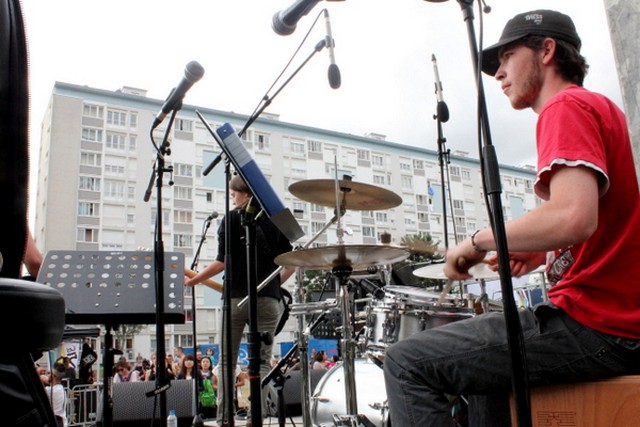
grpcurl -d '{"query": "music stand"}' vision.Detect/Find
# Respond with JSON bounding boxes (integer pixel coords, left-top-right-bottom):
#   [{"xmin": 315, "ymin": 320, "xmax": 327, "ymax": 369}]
[{"xmin": 38, "ymin": 250, "xmax": 185, "ymax": 427}]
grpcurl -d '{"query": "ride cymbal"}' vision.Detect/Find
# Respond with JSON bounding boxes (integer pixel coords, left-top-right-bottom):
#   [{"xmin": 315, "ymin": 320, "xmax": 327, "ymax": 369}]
[{"xmin": 289, "ymin": 179, "xmax": 402, "ymax": 210}]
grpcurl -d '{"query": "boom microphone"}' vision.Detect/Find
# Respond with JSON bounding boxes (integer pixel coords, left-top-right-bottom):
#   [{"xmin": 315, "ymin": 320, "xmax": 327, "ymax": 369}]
[
  {"xmin": 272, "ymin": 0, "xmax": 321, "ymax": 36},
  {"xmin": 206, "ymin": 211, "xmax": 219, "ymax": 221},
  {"xmin": 152, "ymin": 61, "xmax": 205, "ymax": 129},
  {"xmin": 323, "ymin": 9, "xmax": 341, "ymax": 89},
  {"xmin": 431, "ymin": 54, "xmax": 449, "ymax": 123}
]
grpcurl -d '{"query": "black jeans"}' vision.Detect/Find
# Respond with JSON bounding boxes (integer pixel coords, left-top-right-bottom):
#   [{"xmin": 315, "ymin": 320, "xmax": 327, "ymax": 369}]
[{"xmin": 383, "ymin": 303, "xmax": 640, "ymax": 426}]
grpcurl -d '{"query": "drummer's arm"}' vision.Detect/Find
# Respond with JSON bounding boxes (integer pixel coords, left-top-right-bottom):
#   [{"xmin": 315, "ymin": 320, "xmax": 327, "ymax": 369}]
[{"xmin": 280, "ymin": 266, "xmax": 295, "ymax": 284}]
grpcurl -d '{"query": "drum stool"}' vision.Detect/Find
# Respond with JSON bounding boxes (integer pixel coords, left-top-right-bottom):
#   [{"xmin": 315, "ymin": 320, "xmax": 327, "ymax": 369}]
[{"xmin": 510, "ymin": 376, "xmax": 640, "ymax": 427}]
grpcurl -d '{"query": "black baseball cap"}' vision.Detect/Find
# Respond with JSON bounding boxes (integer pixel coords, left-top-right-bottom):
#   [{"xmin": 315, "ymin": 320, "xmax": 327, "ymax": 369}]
[{"xmin": 482, "ymin": 10, "xmax": 581, "ymax": 76}]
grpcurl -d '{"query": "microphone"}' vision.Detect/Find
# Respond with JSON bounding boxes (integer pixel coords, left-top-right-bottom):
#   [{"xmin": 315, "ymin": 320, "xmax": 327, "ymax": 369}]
[
  {"xmin": 323, "ymin": 9, "xmax": 341, "ymax": 89},
  {"xmin": 206, "ymin": 211, "xmax": 219, "ymax": 221},
  {"xmin": 202, "ymin": 152, "xmax": 223, "ymax": 176},
  {"xmin": 152, "ymin": 60, "xmax": 205, "ymax": 129},
  {"xmin": 272, "ymin": 0, "xmax": 321, "ymax": 36},
  {"xmin": 431, "ymin": 54, "xmax": 449, "ymax": 123},
  {"xmin": 358, "ymin": 279, "xmax": 385, "ymax": 300}
]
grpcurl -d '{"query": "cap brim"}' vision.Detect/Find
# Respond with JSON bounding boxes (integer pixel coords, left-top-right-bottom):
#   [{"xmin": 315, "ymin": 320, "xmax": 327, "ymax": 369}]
[{"xmin": 481, "ymin": 34, "xmax": 526, "ymax": 76}]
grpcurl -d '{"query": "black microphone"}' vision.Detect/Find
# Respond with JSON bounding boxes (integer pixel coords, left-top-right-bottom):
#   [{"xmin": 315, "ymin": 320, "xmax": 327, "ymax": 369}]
[
  {"xmin": 359, "ymin": 279, "xmax": 385, "ymax": 300},
  {"xmin": 323, "ymin": 9, "xmax": 341, "ymax": 89},
  {"xmin": 206, "ymin": 211, "xmax": 219, "ymax": 221},
  {"xmin": 272, "ymin": 0, "xmax": 321, "ymax": 36},
  {"xmin": 152, "ymin": 60, "xmax": 205, "ymax": 129},
  {"xmin": 431, "ymin": 54, "xmax": 449, "ymax": 123},
  {"xmin": 202, "ymin": 152, "xmax": 223, "ymax": 176}
]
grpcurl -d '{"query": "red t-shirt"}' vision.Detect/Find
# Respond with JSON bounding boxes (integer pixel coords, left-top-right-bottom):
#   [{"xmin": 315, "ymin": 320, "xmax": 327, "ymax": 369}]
[{"xmin": 536, "ymin": 86, "xmax": 640, "ymax": 338}]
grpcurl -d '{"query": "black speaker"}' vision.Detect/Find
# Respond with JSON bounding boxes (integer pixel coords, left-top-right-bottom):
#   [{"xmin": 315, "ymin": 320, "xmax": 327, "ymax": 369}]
[{"xmin": 99, "ymin": 379, "xmax": 196, "ymax": 427}]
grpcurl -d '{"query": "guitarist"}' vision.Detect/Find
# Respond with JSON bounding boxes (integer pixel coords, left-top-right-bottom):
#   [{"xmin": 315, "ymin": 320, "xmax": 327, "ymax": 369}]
[{"xmin": 185, "ymin": 174, "xmax": 294, "ymax": 426}]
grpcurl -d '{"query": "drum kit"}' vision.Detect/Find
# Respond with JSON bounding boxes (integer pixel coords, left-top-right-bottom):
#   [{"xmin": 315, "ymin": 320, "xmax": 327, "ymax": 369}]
[{"xmin": 269, "ymin": 175, "xmax": 506, "ymax": 427}]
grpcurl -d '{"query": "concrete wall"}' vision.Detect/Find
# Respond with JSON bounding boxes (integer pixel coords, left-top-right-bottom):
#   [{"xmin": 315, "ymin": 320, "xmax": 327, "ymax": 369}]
[{"xmin": 604, "ymin": 0, "xmax": 640, "ymax": 184}]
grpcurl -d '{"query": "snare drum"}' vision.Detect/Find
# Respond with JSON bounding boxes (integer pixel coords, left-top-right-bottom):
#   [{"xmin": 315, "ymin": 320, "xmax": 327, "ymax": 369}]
[
  {"xmin": 366, "ymin": 286, "xmax": 474, "ymax": 350},
  {"xmin": 311, "ymin": 358, "xmax": 388, "ymax": 427}
]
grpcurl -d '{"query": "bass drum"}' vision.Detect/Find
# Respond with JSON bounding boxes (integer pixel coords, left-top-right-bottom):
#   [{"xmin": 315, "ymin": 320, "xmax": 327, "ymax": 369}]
[{"xmin": 311, "ymin": 359, "xmax": 388, "ymax": 427}]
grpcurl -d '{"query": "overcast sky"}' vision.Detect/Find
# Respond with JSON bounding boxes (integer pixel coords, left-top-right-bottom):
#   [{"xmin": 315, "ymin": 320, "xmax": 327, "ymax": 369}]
[{"xmin": 21, "ymin": 0, "xmax": 622, "ymax": 220}]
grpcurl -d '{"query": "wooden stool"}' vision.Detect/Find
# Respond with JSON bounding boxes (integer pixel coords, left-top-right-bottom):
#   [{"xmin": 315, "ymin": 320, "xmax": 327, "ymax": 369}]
[{"xmin": 511, "ymin": 376, "xmax": 640, "ymax": 427}]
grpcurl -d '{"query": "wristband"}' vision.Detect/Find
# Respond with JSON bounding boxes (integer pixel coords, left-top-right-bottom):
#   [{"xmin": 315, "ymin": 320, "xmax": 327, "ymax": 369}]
[{"xmin": 470, "ymin": 230, "xmax": 487, "ymax": 253}]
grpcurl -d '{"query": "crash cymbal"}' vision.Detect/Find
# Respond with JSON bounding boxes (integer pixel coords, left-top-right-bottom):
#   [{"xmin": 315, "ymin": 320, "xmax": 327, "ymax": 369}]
[
  {"xmin": 413, "ymin": 262, "xmax": 499, "ymax": 281},
  {"xmin": 274, "ymin": 244, "xmax": 409, "ymax": 270},
  {"xmin": 288, "ymin": 179, "xmax": 402, "ymax": 210}
]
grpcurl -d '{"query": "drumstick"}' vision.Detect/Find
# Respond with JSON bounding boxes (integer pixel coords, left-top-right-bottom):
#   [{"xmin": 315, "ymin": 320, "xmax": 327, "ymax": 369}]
[{"xmin": 184, "ymin": 268, "xmax": 224, "ymax": 293}]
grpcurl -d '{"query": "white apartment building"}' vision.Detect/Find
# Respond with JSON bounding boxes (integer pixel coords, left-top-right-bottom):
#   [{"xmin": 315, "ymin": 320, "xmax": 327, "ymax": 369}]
[{"xmin": 34, "ymin": 81, "xmax": 538, "ymax": 358}]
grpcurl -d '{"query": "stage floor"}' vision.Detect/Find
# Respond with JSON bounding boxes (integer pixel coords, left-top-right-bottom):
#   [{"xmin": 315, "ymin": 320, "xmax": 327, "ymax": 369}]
[{"xmin": 203, "ymin": 415, "xmax": 304, "ymax": 426}]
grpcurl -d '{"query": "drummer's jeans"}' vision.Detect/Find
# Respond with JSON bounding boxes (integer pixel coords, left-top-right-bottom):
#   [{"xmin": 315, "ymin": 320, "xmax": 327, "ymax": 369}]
[{"xmin": 383, "ymin": 302, "xmax": 640, "ymax": 427}]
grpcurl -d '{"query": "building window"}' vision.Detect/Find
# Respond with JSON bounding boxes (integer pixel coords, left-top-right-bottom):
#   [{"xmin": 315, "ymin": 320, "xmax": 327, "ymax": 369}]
[
  {"xmin": 104, "ymin": 164, "xmax": 125, "ymax": 176},
  {"xmin": 372, "ymin": 154, "xmax": 384, "ymax": 167},
  {"xmin": 357, "ymin": 149, "xmax": 370, "ymax": 161},
  {"xmin": 174, "ymin": 210, "xmax": 192, "ymax": 223},
  {"xmin": 174, "ymin": 186, "xmax": 192, "ymax": 200},
  {"xmin": 373, "ymin": 174, "xmax": 385, "ymax": 185},
  {"xmin": 401, "ymin": 175, "xmax": 413, "ymax": 189},
  {"xmin": 449, "ymin": 165, "xmax": 460, "ymax": 177},
  {"xmin": 375, "ymin": 212, "xmax": 388, "ymax": 222},
  {"xmin": 413, "ymin": 159, "xmax": 424, "ymax": 170},
  {"xmin": 80, "ymin": 152, "xmax": 102, "ymax": 167},
  {"xmin": 416, "ymin": 194, "xmax": 428, "ymax": 205},
  {"xmin": 79, "ymin": 176, "xmax": 100, "ymax": 191},
  {"xmin": 128, "ymin": 135, "xmax": 137, "ymax": 152},
  {"xmin": 174, "ymin": 163, "xmax": 193, "ymax": 177},
  {"xmin": 255, "ymin": 132, "xmax": 270, "ymax": 151},
  {"xmin": 362, "ymin": 226, "xmax": 376, "ymax": 237},
  {"xmin": 77, "ymin": 227, "xmax": 99, "ymax": 243},
  {"xmin": 400, "ymin": 162, "xmax": 411, "ymax": 171},
  {"xmin": 462, "ymin": 169, "xmax": 471, "ymax": 181},
  {"xmin": 104, "ymin": 180, "xmax": 125, "ymax": 200},
  {"xmin": 175, "ymin": 118, "xmax": 193, "ymax": 132},
  {"xmin": 418, "ymin": 212, "xmax": 429, "ymax": 222},
  {"xmin": 129, "ymin": 113, "xmax": 137, "ymax": 129},
  {"xmin": 310, "ymin": 203, "xmax": 324, "ymax": 213},
  {"xmin": 78, "ymin": 201, "xmax": 99, "ymax": 217},
  {"xmin": 308, "ymin": 140, "xmax": 322, "ymax": 153},
  {"xmin": 290, "ymin": 141, "xmax": 306, "ymax": 156},
  {"xmin": 361, "ymin": 210, "xmax": 374, "ymax": 219},
  {"xmin": 453, "ymin": 199, "xmax": 464, "ymax": 210},
  {"xmin": 174, "ymin": 234, "xmax": 193, "ymax": 247},
  {"xmin": 83, "ymin": 104, "xmax": 104, "ymax": 119},
  {"xmin": 107, "ymin": 109, "xmax": 127, "ymax": 127},
  {"xmin": 106, "ymin": 132, "xmax": 126, "ymax": 151},
  {"xmin": 311, "ymin": 222, "xmax": 325, "ymax": 234},
  {"xmin": 81, "ymin": 127, "xmax": 103, "ymax": 143}
]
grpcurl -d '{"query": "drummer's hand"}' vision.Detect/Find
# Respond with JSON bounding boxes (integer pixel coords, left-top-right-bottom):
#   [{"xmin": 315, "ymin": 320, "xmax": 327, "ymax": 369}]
[
  {"xmin": 443, "ymin": 239, "xmax": 486, "ymax": 281},
  {"xmin": 486, "ymin": 252, "xmax": 546, "ymax": 277}
]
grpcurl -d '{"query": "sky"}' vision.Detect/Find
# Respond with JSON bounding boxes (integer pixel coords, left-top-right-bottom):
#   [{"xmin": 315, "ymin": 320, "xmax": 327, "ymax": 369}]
[{"xmin": 21, "ymin": 0, "xmax": 622, "ymax": 220}]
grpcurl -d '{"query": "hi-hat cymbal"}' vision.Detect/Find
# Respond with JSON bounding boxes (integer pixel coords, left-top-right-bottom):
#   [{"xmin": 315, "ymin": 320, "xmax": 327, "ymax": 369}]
[
  {"xmin": 274, "ymin": 244, "xmax": 409, "ymax": 270},
  {"xmin": 413, "ymin": 262, "xmax": 499, "ymax": 281},
  {"xmin": 288, "ymin": 179, "xmax": 402, "ymax": 210}
]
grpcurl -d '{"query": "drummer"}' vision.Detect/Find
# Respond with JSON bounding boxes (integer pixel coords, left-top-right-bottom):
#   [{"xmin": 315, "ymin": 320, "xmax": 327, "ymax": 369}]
[
  {"xmin": 383, "ymin": 9, "xmax": 640, "ymax": 426},
  {"xmin": 185, "ymin": 174, "xmax": 295, "ymax": 426}
]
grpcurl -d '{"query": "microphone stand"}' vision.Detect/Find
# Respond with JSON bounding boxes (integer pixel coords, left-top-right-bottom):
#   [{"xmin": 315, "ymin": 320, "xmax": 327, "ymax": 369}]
[
  {"xmin": 220, "ymin": 158, "xmax": 236, "ymax": 427},
  {"xmin": 242, "ymin": 201, "xmax": 265, "ymax": 427},
  {"xmin": 201, "ymin": 37, "xmax": 329, "ymax": 180},
  {"xmin": 146, "ymin": 107, "xmax": 180, "ymax": 427},
  {"xmin": 455, "ymin": 1, "xmax": 531, "ymax": 426},
  {"xmin": 188, "ymin": 217, "xmax": 214, "ymax": 427},
  {"xmin": 434, "ymin": 94, "xmax": 451, "ymax": 252}
]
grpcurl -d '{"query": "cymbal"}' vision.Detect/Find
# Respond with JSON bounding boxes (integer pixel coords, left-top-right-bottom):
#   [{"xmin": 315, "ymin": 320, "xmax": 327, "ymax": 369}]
[
  {"xmin": 288, "ymin": 179, "xmax": 402, "ymax": 210},
  {"xmin": 274, "ymin": 244, "xmax": 409, "ymax": 270},
  {"xmin": 413, "ymin": 262, "xmax": 499, "ymax": 281}
]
